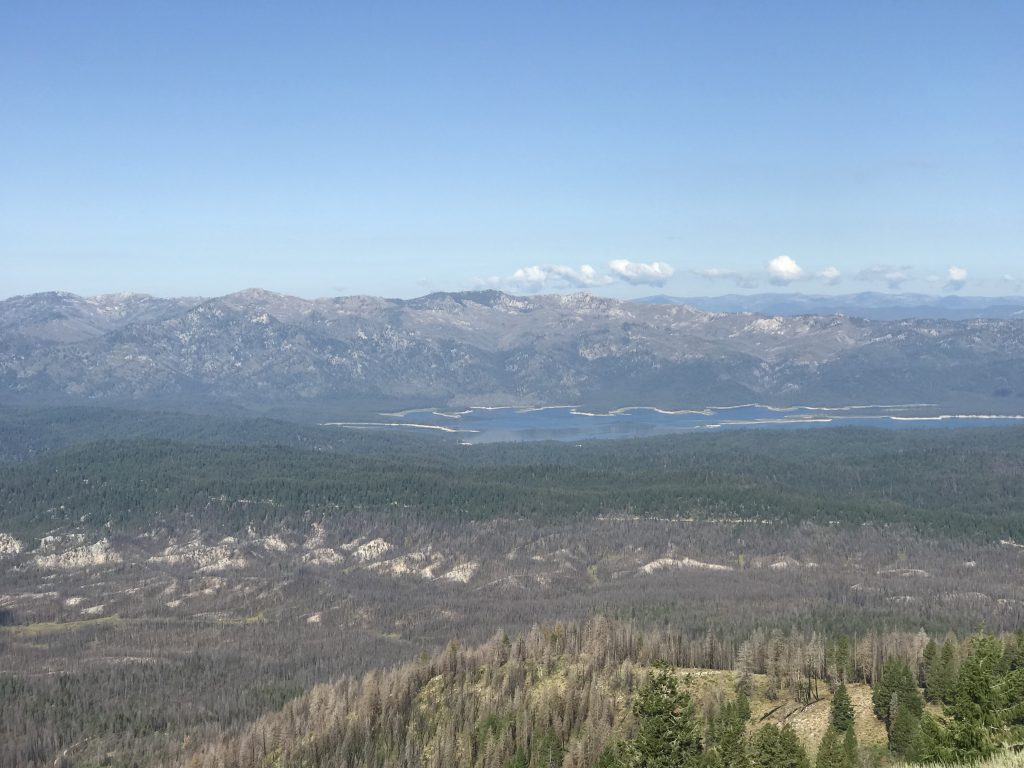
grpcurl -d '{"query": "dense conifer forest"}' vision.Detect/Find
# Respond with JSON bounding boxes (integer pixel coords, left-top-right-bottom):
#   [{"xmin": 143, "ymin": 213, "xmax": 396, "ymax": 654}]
[{"xmin": 3, "ymin": 419, "xmax": 1024, "ymax": 538}]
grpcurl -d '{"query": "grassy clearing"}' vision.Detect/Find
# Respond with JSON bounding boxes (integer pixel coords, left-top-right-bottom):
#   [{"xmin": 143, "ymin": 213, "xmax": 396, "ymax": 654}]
[{"xmin": 667, "ymin": 668, "xmax": 889, "ymax": 756}]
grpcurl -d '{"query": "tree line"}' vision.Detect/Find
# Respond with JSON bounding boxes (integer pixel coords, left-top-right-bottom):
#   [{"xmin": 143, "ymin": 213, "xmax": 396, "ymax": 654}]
[{"xmin": 3, "ymin": 425, "xmax": 1024, "ymax": 537}]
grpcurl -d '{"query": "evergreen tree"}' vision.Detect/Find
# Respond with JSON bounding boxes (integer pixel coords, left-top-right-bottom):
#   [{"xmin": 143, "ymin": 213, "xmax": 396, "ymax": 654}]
[
  {"xmin": 623, "ymin": 663, "xmax": 703, "ymax": 768},
  {"xmin": 831, "ymin": 637, "xmax": 851, "ymax": 684},
  {"xmin": 750, "ymin": 724, "xmax": 782, "ymax": 768},
  {"xmin": 1004, "ymin": 632, "xmax": 1024, "ymax": 672},
  {"xmin": 946, "ymin": 639, "xmax": 1001, "ymax": 760},
  {"xmin": 751, "ymin": 724, "xmax": 808, "ymax": 768},
  {"xmin": 597, "ymin": 743, "xmax": 624, "ymax": 768},
  {"xmin": 871, "ymin": 659, "xmax": 922, "ymax": 728},
  {"xmin": 913, "ymin": 713, "xmax": 953, "ymax": 764},
  {"xmin": 829, "ymin": 685, "xmax": 853, "ymax": 733},
  {"xmin": 535, "ymin": 727, "xmax": 564, "ymax": 768},
  {"xmin": 505, "ymin": 748, "xmax": 530, "ymax": 768},
  {"xmin": 778, "ymin": 725, "xmax": 810, "ymax": 768},
  {"xmin": 815, "ymin": 728, "xmax": 845, "ymax": 768},
  {"xmin": 735, "ymin": 691, "xmax": 751, "ymax": 725},
  {"xmin": 888, "ymin": 704, "xmax": 920, "ymax": 756},
  {"xmin": 922, "ymin": 639, "xmax": 938, "ymax": 700},
  {"xmin": 841, "ymin": 726, "xmax": 857, "ymax": 768},
  {"xmin": 934, "ymin": 639, "xmax": 958, "ymax": 704},
  {"xmin": 736, "ymin": 670, "xmax": 754, "ymax": 699},
  {"xmin": 949, "ymin": 638, "xmax": 1000, "ymax": 727},
  {"xmin": 715, "ymin": 705, "xmax": 749, "ymax": 768}
]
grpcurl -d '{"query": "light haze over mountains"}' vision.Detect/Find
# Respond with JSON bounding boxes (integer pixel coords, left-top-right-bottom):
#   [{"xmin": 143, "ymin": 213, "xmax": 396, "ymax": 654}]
[
  {"xmin": 2, "ymin": 288, "xmax": 1022, "ymax": 416},
  {"xmin": 639, "ymin": 292, "xmax": 1024, "ymax": 320}
]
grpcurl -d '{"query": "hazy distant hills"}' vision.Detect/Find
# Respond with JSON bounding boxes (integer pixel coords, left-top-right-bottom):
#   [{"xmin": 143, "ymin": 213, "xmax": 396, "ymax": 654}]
[
  {"xmin": 638, "ymin": 292, "xmax": 1024, "ymax": 320},
  {"xmin": 2, "ymin": 288, "xmax": 1023, "ymax": 415}
]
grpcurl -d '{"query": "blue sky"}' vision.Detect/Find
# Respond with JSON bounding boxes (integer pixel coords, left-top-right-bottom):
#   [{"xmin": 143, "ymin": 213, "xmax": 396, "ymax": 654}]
[{"xmin": 2, "ymin": 1, "xmax": 1021, "ymax": 299}]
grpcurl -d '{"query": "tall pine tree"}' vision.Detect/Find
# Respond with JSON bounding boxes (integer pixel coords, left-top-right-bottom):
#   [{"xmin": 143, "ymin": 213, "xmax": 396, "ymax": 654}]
[
  {"xmin": 830, "ymin": 685, "xmax": 854, "ymax": 732},
  {"xmin": 778, "ymin": 725, "xmax": 810, "ymax": 768},
  {"xmin": 872, "ymin": 659, "xmax": 922, "ymax": 729},
  {"xmin": 623, "ymin": 663, "xmax": 703, "ymax": 768},
  {"xmin": 842, "ymin": 726, "xmax": 857, "ymax": 768},
  {"xmin": 815, "ymin": 727, "xmax": 845, "ymax": 768}
]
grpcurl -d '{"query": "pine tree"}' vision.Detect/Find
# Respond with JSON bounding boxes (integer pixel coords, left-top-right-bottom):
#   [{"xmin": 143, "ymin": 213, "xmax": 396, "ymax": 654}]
[
  {"xmin": 888, "ymin": 704, "xmax": 919, "ymax": 756},
  {"xmin": 750, "ymin": 724, "xmax": 782, "ymax": 768},
  {"xmin": 829, "ymin": 685, "xmax": 853, "ymax": 733},
  {"xmin": 715, "ymin": 705, "xmax": 749, "ymax": 768},
  {"xmin": 735, "ymin": 691, "xmax": 751, "ymax": 725},
  {"xmin": 505, "ymin": 748, "xmax": 529, "ymax": 768},
  {"xmin": 815, "ymin": 728, "xmax": 845, "ymax": 768},
  {"xmin": 752, "ymin": 724, "xmax": 809, "ymax": 768},
  {"xmin": 841, "ymin": 726, "xmax": 857, "ymax": 768},
  {"xmin": 535, "ymin": 727, "xmax": 564, "ymax": 768},
  {"xmin": 913, "ymin": 713, "xmax": 953, "ymax": 764},
  {"xmin": 623, "ymin": 663, "xmax": 703, "ymax": 768},
  {"xmin": 922, "ymin": 639, "xmax": 938, "ymax": 700},
  {"xmin": 778, "ymin": 725, "xmax": 810, "ymax": 768},
  {"xmin": 831, "ymin": 636, "xmax": 852, "ymax": 685},
  {"xmin": 948, "ymin": 638, "xmax": 999, "ymax": 728},
  {"xmin": 934, "ymin": 639, "xmax": 958, "ymax": 704},
  {"xmin": 945, "ymin": 638, "xmax": 1002, "ymax": 761},
  {"xmin": 597, "ymin": 744, "xmax": 624, "ymax": 768},
  {"xmin": 871, "ymin": 659, "xmax": 922, "ymax": 728},
  {"xmin": 736, "ymin": 669, "xmax": 754, "ymax": 699},
  {"xmin": 1004, "ymin": 632, "xmax": 1024, "ymax": 672}
]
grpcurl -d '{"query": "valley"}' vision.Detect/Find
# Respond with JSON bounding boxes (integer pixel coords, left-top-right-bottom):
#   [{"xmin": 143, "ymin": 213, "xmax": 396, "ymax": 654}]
[{"xmin": 3, "ymin": 420, "xmax": 1024, "ymax": 765}]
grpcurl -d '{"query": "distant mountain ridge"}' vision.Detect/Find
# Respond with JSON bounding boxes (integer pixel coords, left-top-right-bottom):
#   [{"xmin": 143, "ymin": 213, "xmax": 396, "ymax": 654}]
[
  {"xmin": 637, "ymin": 292, "xmax": 1024, "ymax": 320},
  {"xmin": 2, "ymin": 288, "xmax": 1023, "ymax": 415}
]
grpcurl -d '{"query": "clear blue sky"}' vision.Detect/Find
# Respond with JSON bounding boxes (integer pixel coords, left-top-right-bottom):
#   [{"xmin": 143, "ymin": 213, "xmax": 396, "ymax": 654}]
[{"xmin": 2, "ymin": 1, "xmax": 1021, "ymax": 299}]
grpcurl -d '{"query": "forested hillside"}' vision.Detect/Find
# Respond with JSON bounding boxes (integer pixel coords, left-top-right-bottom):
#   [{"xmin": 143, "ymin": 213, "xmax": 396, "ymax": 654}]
[
  {"xmin": 4, "ymin": 424, "xmax": 1024, "ymax": 538},
  {"xmin": 175, "ymin": 618, "xmax": 1024, "ymax": 768},
  {"xmin": 4, "ymin": 416, "xmax": 1024, "ymax": 767}
]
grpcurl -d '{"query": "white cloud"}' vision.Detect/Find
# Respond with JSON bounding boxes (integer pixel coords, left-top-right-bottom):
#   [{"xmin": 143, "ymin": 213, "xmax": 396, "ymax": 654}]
[
  {"xmin": 694, "ymin": 267, "xmax": 738, "ymax": 280},
  {"xmin": 691, "ymin": 268, "xmax": 758, "ymax": 289},
  {"xmin": 945, "ymin": 265, "xmax": 968, "ymax": 291},
  {"xmin": 817, "ymin": 266, "xmax": 841, "ymax": 285},
  {"xmin": 508, "ymin": 264, "xmax": 612, "ymax": 291},
  {"xmin": 766, "ymin": 255, "xmax": 803, "ymax": 285},
  {"xmin": 607, "ymin": 260, "xmax": 675, "ymax": 286},
  {"xmin": 855, "ymin": 266, "xmax": 912, "ymax": 290}
]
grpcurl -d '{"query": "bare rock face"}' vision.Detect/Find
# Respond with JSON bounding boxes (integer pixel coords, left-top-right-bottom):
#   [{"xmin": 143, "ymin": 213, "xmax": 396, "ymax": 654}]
[
  {"xmin": 2, "ymin": 289, "xmax": 1023, "ymax": 411},
  {"xmin": 0, "ymin": 533, "xmax": 24, "ymax": 556},
  {"xmin": 34, "ymin": 538, "xmax": 122, "ymax": 570}
]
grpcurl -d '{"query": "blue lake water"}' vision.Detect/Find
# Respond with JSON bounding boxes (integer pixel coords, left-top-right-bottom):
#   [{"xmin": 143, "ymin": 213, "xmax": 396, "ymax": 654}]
[{"xmin": 323, "ymin": 404, "xmax": 1024, "ymax": 443}]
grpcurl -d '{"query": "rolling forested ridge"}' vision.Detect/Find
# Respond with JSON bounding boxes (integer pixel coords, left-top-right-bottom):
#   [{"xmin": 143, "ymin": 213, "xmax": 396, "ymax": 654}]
[
  {"xmin": 1, "ymin": 406, "xmax": 1024, "ymax": 766},
  {"xmin": 179, "ymin": 618, "xmax": 1024, "ymax": 768}
]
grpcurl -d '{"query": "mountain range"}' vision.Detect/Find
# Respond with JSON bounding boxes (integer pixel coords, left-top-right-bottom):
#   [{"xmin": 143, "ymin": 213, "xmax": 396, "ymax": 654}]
[
  {"xmin": 639, "ymin": 292, "xmax": 1024, "ymax": 320},
  {"xmin": 2, "ymin": 288, "xmax": 1023, "ymax": 415}
]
